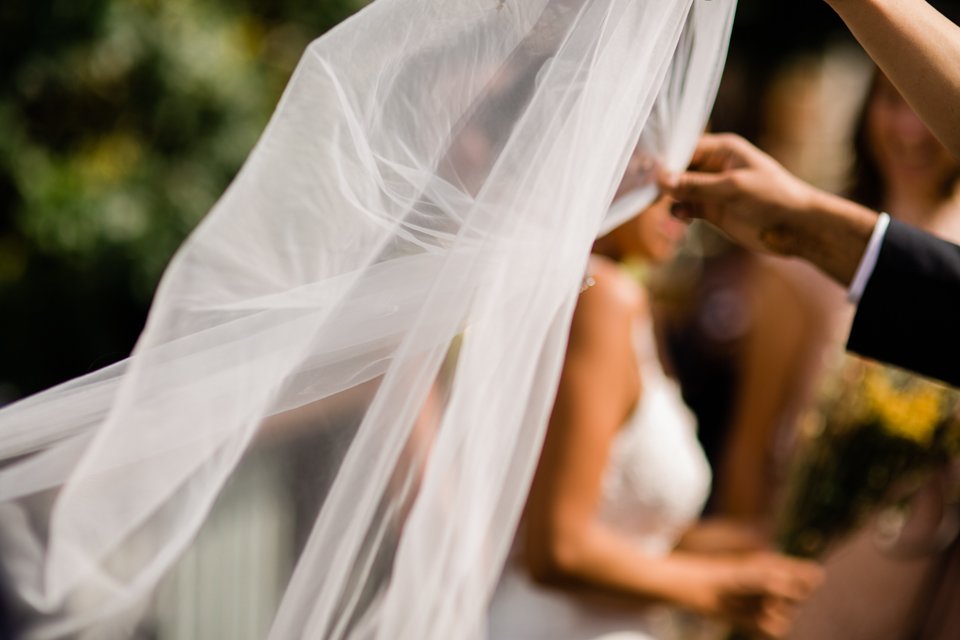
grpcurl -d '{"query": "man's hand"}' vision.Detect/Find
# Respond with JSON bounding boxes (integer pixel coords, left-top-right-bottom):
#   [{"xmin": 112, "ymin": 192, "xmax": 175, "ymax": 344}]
[
  {"xmin": 659, "ymin": 134, "xmax": 819, "ymax": 256},
  {"xmin": 659, "ymin": 134, "xmax": 878, "ymax": 287}
]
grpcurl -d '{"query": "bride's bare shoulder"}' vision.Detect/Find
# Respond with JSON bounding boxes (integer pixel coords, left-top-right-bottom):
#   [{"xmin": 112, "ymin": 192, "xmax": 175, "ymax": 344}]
[
  {"xmin": 568, "ymin": 256, "xmax": 645, "ymax": 350},
  {"xmin": 582, "ymin": 255, "xmax": 646, "ymax": 316}
]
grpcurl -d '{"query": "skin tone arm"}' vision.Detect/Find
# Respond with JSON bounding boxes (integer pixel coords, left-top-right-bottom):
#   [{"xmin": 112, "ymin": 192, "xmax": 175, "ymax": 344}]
[
  {"xmin": 522, "ymin": 263, "xmax": 822, "ymax": 638},
  {"xmin": 825, "ymin": 0, "xmax": 960, "ymax": 156},
  {"xmin": 660, "ymin": 134, "xmax": 878, "ymax": 287},
  {"xmin": 715, "ymin": 263, "xmax": 814, "ymax": 522}
]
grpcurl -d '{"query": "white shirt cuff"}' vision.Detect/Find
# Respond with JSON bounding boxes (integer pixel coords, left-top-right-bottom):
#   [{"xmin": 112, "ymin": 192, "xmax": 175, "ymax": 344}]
[{"xmin": 848, "ymin": 212, "xmax": 891, "ymax": 304}]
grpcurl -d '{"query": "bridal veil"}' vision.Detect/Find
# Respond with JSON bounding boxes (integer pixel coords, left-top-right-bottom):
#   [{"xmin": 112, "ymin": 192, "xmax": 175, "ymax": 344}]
[{"xmin": 0, "ymin": 0, "xmax": 736, "ymax": 637}]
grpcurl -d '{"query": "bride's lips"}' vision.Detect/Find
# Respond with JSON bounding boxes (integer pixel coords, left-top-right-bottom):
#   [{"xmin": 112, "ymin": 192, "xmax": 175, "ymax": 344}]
[{"xmin": 658, "ymin": 213, "xmax": 688, "ymax": 242}]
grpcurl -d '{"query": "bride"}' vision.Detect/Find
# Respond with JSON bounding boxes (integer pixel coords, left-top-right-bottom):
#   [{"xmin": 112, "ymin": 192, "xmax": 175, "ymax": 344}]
[
  {"xmin": 0, "ymin": 1, "xmax": 748, "ymax": 638},
  {"xmin": 488, "ymin": 161, "xmax": 822, "ymax": 640}
]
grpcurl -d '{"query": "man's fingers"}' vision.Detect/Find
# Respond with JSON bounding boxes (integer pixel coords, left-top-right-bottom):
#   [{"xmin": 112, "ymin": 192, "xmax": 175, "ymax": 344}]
[
  {"xmin": 660, "ymin": 170, "xmax": 736, "ymax": 204},
  {"xmin": 656, "ymin": 133, "xmax": 761, "ymax": 207},
  {"xmin": 689, "ymin": 133, "xmax": 755, "ymax": 172}
]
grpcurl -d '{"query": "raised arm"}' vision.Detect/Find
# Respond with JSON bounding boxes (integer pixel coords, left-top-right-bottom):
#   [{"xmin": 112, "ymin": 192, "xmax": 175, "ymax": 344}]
[{"xmin": 826, "ymin": 0, "xmax": 960, "ymax": 156}]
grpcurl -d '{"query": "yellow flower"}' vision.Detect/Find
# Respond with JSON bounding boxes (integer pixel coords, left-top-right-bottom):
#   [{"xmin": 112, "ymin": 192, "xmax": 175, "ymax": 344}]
[{"xmin": 863, "ymin": 368, "xmax": 943, "ymax": 445}]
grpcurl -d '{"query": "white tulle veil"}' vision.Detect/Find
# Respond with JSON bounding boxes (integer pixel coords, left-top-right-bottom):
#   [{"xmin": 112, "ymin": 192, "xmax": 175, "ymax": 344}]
[{"xmin": 0, "ymin": 0, "xmax": 737, "ymax": 637}]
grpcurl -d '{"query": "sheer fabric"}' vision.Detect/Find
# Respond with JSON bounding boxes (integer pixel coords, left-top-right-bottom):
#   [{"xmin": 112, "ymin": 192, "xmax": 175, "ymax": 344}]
[{"xmin": 0, "ymin": 0, "xmax": 737, "ymax": 638}]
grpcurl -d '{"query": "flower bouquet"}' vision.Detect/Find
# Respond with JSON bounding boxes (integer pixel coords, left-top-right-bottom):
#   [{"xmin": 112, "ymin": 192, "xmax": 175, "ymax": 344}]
[
  {"xmin": 777, "ymin": 356, "xmax": 960, "ymax": 559},
  {"xmin": 726, "ymin": 356, "xmax": 960, "ymax": 640}
]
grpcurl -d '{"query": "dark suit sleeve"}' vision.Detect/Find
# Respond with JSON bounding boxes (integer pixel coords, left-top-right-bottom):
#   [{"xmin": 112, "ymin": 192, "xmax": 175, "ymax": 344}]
[{"xmin": 847, "ymin": 219, "xmax": 960, "ymax": 387}]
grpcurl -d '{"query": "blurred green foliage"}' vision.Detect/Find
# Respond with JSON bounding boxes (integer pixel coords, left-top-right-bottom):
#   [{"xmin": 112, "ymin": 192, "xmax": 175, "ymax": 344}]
[{"xmin": 0, "ymin": 0, "xmax": 366, "ymax": 397}]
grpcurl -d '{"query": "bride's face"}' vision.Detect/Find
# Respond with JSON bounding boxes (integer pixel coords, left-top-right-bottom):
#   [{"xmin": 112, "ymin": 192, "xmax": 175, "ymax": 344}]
[
  {"xmin": 602, "ymin": 148, "xmax": 686, "ymax": 264},
  {"xmin": 607, "ymin": 194, "xmax": 686, "ymax": 264}
]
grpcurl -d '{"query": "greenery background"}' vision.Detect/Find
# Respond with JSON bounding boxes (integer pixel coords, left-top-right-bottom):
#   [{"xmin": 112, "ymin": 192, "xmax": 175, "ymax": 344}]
[
  {"xmin": 0, "ymin": 0, "xmax": 953, "ymax": 401},
  {"xmin": 0, "ymin": 0, "xmax": 368, "ymax": 399}
]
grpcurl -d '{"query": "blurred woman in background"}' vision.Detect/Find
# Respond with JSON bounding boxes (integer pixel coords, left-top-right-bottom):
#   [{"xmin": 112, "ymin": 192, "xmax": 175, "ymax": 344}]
[{"xmin": 785, "ymin": 68, "xmax": 960, "ymax": 640}]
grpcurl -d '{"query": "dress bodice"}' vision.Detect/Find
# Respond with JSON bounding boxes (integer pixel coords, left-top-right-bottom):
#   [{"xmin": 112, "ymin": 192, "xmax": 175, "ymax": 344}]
[
  {"xmin": 597, "ymin": 315, "xmax": 712, "ymax": 557},
  {"xmin": 488, "ymin": 310, "xmax": 712, "ymax": 640}
]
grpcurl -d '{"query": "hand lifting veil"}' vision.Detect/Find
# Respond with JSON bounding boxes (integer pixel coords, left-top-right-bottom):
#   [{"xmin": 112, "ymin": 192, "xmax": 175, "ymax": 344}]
[{"xmin": 0, "ymin": 0, "xmax": 737, "ymax": 637}]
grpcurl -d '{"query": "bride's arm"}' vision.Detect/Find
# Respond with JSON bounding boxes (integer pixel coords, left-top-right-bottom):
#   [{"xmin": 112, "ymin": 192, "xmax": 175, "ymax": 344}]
[
  {"xmin": 522, "ymin": 274, "xmax": 821, "ymax": 638},
  {"xmin": 675, "ymin": 518, "xmax": 768, "ymax": 555},
  {"xmin": 522, "ymin": 267, "xmax": 640, "ymax": 586},
  {"xmin": 826, "ymin": 0, "xmax": 960, "ymax": 156}
]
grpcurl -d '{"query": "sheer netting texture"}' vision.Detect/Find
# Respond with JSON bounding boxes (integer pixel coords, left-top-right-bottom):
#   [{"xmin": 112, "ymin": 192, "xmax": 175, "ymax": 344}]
[{"xmin": 0, "ymin": 0, "xmax": 736, "ymax": 638}]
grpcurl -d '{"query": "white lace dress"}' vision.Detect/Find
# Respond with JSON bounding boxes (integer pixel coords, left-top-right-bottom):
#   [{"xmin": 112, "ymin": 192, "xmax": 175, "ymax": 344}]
[{"xmin": 487, "ymin": 317, "xmax": 712, "ymax": 640}]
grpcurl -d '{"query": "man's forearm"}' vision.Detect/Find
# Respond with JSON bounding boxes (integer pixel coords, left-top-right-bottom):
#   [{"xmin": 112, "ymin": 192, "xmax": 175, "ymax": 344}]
[
  {"xmin": 792, "ymin": 189, "xmax": 876, "ymax": 287},
  {"xmin": 825, "ymin": 0, "xmax": 960, "ymax": 157}
]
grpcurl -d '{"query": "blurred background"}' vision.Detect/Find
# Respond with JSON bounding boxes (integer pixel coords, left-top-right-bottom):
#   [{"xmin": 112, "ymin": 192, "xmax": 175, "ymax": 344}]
[
  {"xmin": 3, "ymin": 1, "xmax": 960, "ymax": 639},
  {"xmin": 0, "ymin": 0, "xmax": 368, "ymax": 401}
]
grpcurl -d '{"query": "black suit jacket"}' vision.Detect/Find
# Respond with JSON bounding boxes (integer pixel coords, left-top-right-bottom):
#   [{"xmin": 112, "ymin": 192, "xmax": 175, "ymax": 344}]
[{"xmin": 847, "ymin": 218, "xmax": 960, "ymax": 387}]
